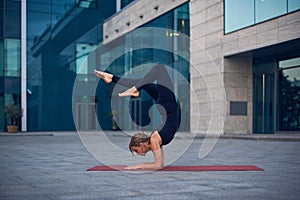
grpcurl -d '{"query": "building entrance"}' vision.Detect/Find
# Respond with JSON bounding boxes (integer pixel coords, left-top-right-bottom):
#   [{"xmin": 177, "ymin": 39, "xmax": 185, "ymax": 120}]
[
  {"xmin": 253, "ymin": 56, "xmax": 300, "ymax": 133},
  {"xmin": 253, "ymin": 60, "xmax": 275, "ymax": 133},
  {"xmin": 253, "ymin": 73, "xmax": 275, "ymax": 133}
]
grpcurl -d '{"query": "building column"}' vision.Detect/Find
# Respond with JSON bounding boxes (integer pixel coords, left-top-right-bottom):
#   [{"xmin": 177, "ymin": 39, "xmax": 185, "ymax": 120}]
[
  {"xmin": 116, "ymin": 0, "xmax": 121, "ymax": 12},
  {"xmin": 21, "ymin": 0, "xmax": 27, "ymax": 132}
]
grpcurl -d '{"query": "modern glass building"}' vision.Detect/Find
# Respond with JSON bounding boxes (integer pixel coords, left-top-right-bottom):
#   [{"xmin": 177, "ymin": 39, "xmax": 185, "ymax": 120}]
[
  {"xmin": 1, "ymin": 0, "xmax": 300, "ymax": 134},
  {"xmin": 0, "ymin": 0, "xmax": 190, "ymax": 132}
]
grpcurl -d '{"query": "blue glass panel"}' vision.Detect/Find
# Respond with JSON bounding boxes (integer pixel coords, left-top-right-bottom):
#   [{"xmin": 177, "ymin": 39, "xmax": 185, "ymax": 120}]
[
  {"xmin": 4, "ymin": 0, "xmax": 21, "ymax": 38},
  {"xmin": 253, "ymin": 59, "xmax": 276, "ymax": 133},
  {"xmin": 76, "ymin": 43, "xmax": 97, "ymax": 75},
  {"xmin": 51, "ymin": 0, "xmax": 74, "ymax": 25},
  {"xmin": 5, "ymin": 39, "xmax": 20, "ymax": 77},
  {"xmin": 288, "ymin": 0, "xmax": 300, "ymax": 12},
  {"xmin": 27, "ymin": 0, "xmax": 116, "ymax": 131},
  {"xmin": 224, "ymin": 0, "xmax": 255, "ymax": 33},
  {"xmin": 255, "ymin": 0, "xmax": 287, "ymax": 23},
  {"xmin": 253, "ymin": 74, "xmax": 263, "ymax": 132},
  {"xmin": 121, "ymin": 0, "xmax": 135, "ymax": 8},
  {"xmin": 0, "ymin": 40, "xmax": 4, "ymax": 76},
  {"xmin": 27, "ymin": 0, "xmax": 51, "ymax": 13},
  {"xmin": 27, "ymin": 1, "xmax": 51, "ymax": 41},
  {"xmin": 264, "ymin": 74, "xmax": 275, "ymax": 133},
  {"xmin": 27, "ymin": 0, "xmax": 74, "ymax": 40},
  {"xmin": 0, "ymin": 95, "xmax": 4, "ymax": 131},
  {"xmin": 0, "ymin": 6, "xmax": 3, "ymax": 38}
]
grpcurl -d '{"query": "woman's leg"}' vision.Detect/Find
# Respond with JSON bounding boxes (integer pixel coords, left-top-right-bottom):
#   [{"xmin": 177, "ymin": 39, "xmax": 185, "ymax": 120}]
[
  {"xmin": 94, "ymin": 69, "xmax": 159, "ymax": 100},
  {"xmin": 136, "ymin": 64, "xmax": 173, "ymax": 91},
  {"xmin": 111, "ymin": 76, "xmax": 139, "ymax": 87},
  {"xmin": 94, "ymin": 69, "xmax": 140, "ymax": 87},
  {"xmin": 119, "ymin": 64, "xmax": 174, "ymax": 101},
  {"xmin": 114, "ymin": 76, "xmax": 159, "ymax": 100},
  {"xmin": 94, "ymin": 70, "xmax": 113, "ymax": 83},
  {"xmin": 95, "ymin": 64, "xmax": 173, "ymax": 95}
]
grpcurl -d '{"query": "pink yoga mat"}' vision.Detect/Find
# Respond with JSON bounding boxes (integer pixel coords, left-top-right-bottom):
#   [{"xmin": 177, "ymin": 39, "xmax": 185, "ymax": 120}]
[{"xmin": 87, "ymin": 165, "xmax": 264, "ymax": 171}]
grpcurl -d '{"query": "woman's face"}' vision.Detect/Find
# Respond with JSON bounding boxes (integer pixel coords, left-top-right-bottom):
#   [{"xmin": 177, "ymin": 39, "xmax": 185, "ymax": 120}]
[{"xmin": 131, "ymin": 144, "xmax": 147, "ymax": 156}]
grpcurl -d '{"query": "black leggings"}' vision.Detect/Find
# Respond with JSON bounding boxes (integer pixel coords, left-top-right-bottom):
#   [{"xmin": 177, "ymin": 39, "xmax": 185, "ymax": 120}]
[{"xmin": 112, "ymin": 64, "xmax": 179, "ymax": 145}]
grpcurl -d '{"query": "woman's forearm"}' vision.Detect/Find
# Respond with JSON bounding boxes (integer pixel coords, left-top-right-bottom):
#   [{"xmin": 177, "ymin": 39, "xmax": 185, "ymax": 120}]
[
  {"xmin": 132, "ymin": 162, "xmax": 164, "ymax": 170},
  {"xmin": 126, "ymin": 155, "xmax": 164, "ymax": 170}
]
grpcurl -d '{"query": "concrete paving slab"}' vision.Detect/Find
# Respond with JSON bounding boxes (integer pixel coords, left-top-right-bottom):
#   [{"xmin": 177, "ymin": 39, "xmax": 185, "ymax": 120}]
[{"xmin": 0, "ymin": 132, "xmax": 299, "ymax": 199}]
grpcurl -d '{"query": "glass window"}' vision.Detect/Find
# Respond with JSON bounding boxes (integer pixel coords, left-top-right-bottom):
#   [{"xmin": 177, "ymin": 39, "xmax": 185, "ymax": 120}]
[
  {"xmin": 278, "ymin": 66, "xmax": 300, "ymax": 131},
  {"xmin": 26, "ymin": 0, "xmax": 115, "ymax": 131},
  {"xmin": 279, "ymin": 57, "xmax": 300, "ymax": 69},
  {"xmin": 0, "ymin": 40, "xmax": 4, "ymax": 76},
  {"xmin": 76, "ymin": 43, "xmax": 96, "ymax": 75},
  {"xmin": 0, "ymin": 95, "xmax": 4, "ymax": 131},
  {"xmin": 27, "ymin": 1, "xmax": 51, "ymax": 43},
  {"xmin": 224, "ymin": 0, "xmax": 255, "ymax": 33},
  {"xmin": 76, "ymin": 0, "xmax": 97, "ymax": 9},
  {"xmin": 255, "ymin": 0, "xmax": 287, "ymax": 23},
  {"xmin": 50, "ymin": 1, "xmax": 70, "ymax": 26},
  {"xmin": 288, "ymin": 0, "xmax": 300, "ymax": 12},
  {"xmin": 121, "ymin": 0, "xmax": 135, "ymax": 9},
  {"xmin": 4, "ymin": 0, "xmax": 21, "ymax": 38},
  {"xmin": 224, "ymin": 0, "xmax": 300, "ymax": 33},
  {"xmin": 27, "ymin": 0, "xmax": 75, "ymax": 42},
  {"xmin": 281, "ymin": 67, "xmax": 300, "ymax": 83},
  {"xmin": 0, "ymin": 2, "xmax": 3, "ymax": 38},
  {"xmin": 5, "ymin": 39, "xmax": 20, "ymax": 77}
]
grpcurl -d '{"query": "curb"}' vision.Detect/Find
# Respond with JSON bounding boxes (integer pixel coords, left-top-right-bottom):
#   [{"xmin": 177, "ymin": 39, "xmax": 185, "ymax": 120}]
[
  {"xmin": 0, "ymin": 133, "xmax": 54, "ymax": 137},
  {"xmin": 1, "ymin": 131, "xmax": 300, "ymax": 142}
]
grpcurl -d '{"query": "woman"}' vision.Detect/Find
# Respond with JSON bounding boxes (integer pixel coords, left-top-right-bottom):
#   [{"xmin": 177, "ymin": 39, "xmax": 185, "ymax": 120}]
[{"xmin": 94, "ymin": 64, "xmax": 179, "ymax": 170}]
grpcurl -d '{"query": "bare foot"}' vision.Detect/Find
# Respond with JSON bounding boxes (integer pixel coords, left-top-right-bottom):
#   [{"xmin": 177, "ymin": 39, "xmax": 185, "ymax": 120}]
[
  {"xmin": 94, "ymin": 69, "xmax": 113, "ymax": 83},
  {"xmin": 118, "ymin": 86, "xmax": 140, "ymax": 97}
]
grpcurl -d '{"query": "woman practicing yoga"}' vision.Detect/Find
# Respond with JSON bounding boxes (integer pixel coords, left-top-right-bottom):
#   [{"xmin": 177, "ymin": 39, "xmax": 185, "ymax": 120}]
[{"xmin": 94, "ymin": 64, "xmax": 179, "ymax": 170}]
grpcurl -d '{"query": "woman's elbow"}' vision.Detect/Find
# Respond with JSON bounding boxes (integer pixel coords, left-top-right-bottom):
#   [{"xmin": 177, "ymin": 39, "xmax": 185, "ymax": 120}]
[
  {"xmin": 155, "ymin": 163, "xmax": 164, "ymax": 170},
  {"xmin": 154, "ymin": 166, "xmax": 162, "ymax": 170}
]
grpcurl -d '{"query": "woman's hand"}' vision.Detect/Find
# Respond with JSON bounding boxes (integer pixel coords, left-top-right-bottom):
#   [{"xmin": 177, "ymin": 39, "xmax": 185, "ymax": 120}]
[{"xmin": 124, "ymin": 165, "xmax": 141, "ymax": 170}]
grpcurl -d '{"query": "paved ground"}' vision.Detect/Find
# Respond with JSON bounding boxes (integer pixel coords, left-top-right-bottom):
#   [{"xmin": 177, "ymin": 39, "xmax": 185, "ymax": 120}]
[{"xmin": 0, "ymin": 131, "xmax": 300, "ymax": 200}]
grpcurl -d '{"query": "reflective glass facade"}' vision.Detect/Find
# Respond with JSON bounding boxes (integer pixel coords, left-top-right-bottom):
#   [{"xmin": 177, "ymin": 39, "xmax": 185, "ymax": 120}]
[
  {"xmin": 26, "ymin": 0, "xmax": 189, "ymax": 131},
  {"xmin": 224, "ymin": 0, "xmax": 300, "ymax": 33},
  {"xmin": 0, "ymin": 0, "xmax": 21, "ymax": 131},
  {"xmin": 121, "ymin": 0, "xmax": 135, "ymax": 9},
  {"xmin": 27, "ymin": 0, "xmax": 116, "ymax": 131}
]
